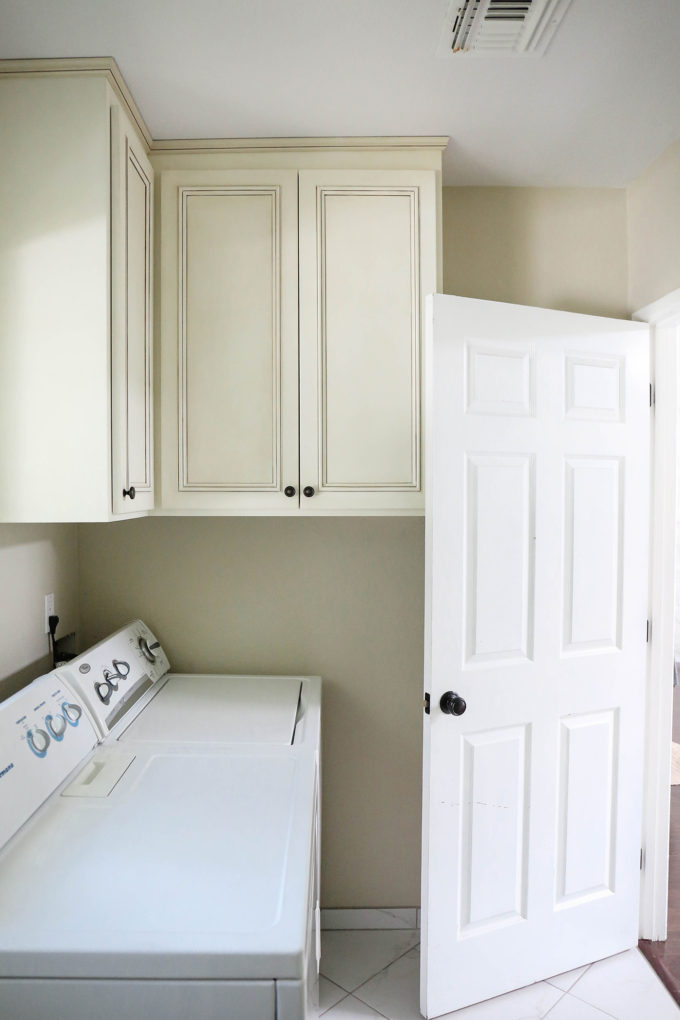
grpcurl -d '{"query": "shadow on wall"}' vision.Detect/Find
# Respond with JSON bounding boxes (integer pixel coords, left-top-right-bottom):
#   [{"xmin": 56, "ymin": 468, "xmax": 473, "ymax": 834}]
[
  {"xmin": 0, "ymin": 523, "xmax": 79, "ymax": 702},
  {"xmin": 0, "ymin": 655, "xmax": 53, "ymax": 702}
]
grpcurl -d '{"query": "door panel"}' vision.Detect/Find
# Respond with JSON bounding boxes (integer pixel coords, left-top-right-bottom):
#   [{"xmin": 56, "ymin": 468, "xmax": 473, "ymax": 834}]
[
  {"xmin": 111, "ymin": 106, "xmax": 154, "ymax": 514},
  {"xmin": 160, "ymin": 170, "xmax": 298, "ymax": 511},
  {"xmin": 299, "ymin": 170, "xmax": 436, "ymax": 513},
  {"xmin": 421, "ymin": 294, "xmax": 649, "ymax": 1018},
  {"xmin": 556, "ymin": 710, "xmax": 617, "ymax": 905}
]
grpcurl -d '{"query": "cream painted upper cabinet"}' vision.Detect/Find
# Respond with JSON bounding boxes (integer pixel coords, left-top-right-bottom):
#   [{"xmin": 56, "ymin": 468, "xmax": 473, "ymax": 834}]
[
  {"xmin": 0, "ymin": 72, "xmax": 153, "ymax": 521},
  {"xmin": 299, "ymin": 170, "xmax": 436, "ymax": 513},
  {"xmin": 159, "ymin": 167, "xmax": 437, "ymax": 514},
  {"xmin": 159, "ymin": 171, "xmax": 299, "ymax": 512},
  {"xmin": 111, "ymin": 107, "xmax": 154, "ymax": 515}
]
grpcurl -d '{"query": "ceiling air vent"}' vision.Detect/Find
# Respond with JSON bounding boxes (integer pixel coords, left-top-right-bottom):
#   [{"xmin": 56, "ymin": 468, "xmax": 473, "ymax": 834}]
[{"xmin": 436, "ymin": 0, "xmax": 573, "ymax": 56}]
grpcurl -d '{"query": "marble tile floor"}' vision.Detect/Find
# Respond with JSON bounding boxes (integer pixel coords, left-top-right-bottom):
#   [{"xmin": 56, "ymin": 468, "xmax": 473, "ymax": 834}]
[{"xmin": 319, "ymin": 930, "xmax": 680, "ymax": 1019}]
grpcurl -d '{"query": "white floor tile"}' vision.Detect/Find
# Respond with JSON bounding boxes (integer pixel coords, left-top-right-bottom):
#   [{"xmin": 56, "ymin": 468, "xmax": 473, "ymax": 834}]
[
  {"xmin": 546, "ymin": 965, "xmax": 590, "ymax": 993},
  {"xmin": 320, "ymin": 975, "xmax": 349, "ymax": 1015},
  {"xmin": 321, "ymin": 908, "xmax": 418, "ymax": 930},
  {"xmin": 353, "ymin": 946, "xmax": 563, "ymax": 1020},
  {"xmin": 569, "ymin": 949, "xmax": 680, "ymax": 1019},
  {"xmin": 323, "ymin": 994, "xmax": 387, "ymax": 1019},
  {"xmin": 543, "ymin": 993, "xmax": 615, "ymax": 1019},
  {"xmin": 320, "ymin": 929, "xmax": 420, "ymax": 993}
]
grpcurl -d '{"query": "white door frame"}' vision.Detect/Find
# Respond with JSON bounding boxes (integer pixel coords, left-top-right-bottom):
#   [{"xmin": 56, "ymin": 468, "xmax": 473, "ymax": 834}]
[{"xmin": 635, "ymin": 289, "xmax": 680, "ymax": 940}]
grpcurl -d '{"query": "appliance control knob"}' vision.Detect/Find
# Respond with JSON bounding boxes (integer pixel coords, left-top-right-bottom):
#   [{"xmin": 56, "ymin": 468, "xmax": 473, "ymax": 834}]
[
  {"xmin": 27, "ymin": 727, "xmax": 50, "ymax": 757},
  {"xmin": 62, "ymin": 702, "xmax": 82, "ymax": 725},
  {"xmin": 95, "ymin": 680, "xmax": 114, "ymax": 705},
  {"xmin": 138, "ymin": 636, "xmax": 161, "ymax": 663},
  {"xmin": 46, "ymin": 714, "xmax": 67, "ymax": 740}
]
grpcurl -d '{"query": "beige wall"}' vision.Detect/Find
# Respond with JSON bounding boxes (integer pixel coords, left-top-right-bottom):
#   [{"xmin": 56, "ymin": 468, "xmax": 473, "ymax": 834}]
[
  {"xmin": 78, "ymin": 517, "xmax": 425, "ymax": 907},
  {"xmin": 443, "ymin": 186, "xmax": 629, "ymax": 318},
  {"xmin": 627, "ymin": 138, "xmax": 680, "ymax": 313},
  {"xmin": 0, "ymin": 525, "xmax": 79, "ymax": 701}
]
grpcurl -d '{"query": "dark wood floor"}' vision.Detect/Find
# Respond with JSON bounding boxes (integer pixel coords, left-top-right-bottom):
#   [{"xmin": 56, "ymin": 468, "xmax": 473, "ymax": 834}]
[{"xmin": 639, "ymin": 680, "xmax": 680, "ymax": 1002}]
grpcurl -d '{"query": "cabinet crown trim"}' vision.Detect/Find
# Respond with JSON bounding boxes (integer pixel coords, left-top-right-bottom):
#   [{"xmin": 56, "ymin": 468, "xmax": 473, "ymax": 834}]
[
  {"xmin": 0, "ymin": 56, "xmax": 152, "ymax": 148},
  {"xmin": 0, "ymin": 59, "xmax": 449, "ymax": 158},
  {"xmin": 151, "ymin": 136, "xmax": 450, "ymax": 154}
]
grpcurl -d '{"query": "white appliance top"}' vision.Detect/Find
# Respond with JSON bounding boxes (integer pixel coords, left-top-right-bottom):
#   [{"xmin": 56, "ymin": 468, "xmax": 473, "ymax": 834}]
[
  {"xmin": 0, "ymin": 620, "xmax": 322, "ymax": 981},
  {"xmin": 120, "ymin": 674, "xmax": 302, "ymax": 745},
  {"xmin": 58, "ymin": 620, "xmax": 169, "ymax": 738},
  {"xmin": 0, "ymin": 671, "xmax": 98, "ymax": 850},
  {"xmin": 0, "ymin": 703, "xmax": 320, "ymax": 979}
]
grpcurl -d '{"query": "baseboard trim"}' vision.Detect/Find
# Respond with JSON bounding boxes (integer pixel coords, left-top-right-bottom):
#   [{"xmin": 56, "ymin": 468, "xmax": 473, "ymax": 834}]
[{"xmin": 321, "ymin": 908, "xmax": 421, "ymax": 930}]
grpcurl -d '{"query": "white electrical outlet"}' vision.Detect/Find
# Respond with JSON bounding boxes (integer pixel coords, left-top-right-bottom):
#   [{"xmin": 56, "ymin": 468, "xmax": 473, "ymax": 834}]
[{"xmin": 44, "ymin": 593, "xmax": 55, "ymax": 634}]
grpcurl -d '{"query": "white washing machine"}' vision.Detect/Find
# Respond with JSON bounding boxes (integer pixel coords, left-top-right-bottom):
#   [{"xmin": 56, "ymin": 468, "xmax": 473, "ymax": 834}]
[{"xmin": 0, "ymin": 621, "xmax": 321, "ymax": 1020}]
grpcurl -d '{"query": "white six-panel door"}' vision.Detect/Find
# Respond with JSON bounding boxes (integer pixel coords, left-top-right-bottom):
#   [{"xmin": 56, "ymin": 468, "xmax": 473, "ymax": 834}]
[{"xmin": 421, "ymin": 295, "xmax": 649, "ymax": 1018}]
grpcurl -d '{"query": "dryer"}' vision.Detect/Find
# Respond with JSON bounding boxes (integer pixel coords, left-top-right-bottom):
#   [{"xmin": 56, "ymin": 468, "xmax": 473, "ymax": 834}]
[{"xmin": 0, "ymin": 621, "xmax": 321, "ymax": 1020}]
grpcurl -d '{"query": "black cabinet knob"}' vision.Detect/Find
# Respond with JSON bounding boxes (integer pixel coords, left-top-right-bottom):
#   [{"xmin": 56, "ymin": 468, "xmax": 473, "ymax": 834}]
[
  {"xmin": 440, "ymin": 691, "xmax": 466, "ymax": 716},
  {"xmin": 123, "ymin": 486, "xmax": 136, "ymax": 500},
  {"xmin": 303, "ymin": 486, "xmax": 315, "ymax": 498},
  {"xmin": 284, "ymin": 485, "xmax": 296, "ymax": 497}
]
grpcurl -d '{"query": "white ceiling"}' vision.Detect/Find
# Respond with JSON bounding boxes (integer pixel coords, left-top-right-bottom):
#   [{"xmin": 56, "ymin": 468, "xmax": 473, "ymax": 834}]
[{"xmin": 1, "ymin": 0, "xmax": 679, "ymax": 187}]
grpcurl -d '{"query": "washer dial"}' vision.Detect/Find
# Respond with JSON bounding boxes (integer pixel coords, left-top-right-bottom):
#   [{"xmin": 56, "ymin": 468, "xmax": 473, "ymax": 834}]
[
  {"xmin": 27, "ymin": 727, "xmax": 50, "ymax": 758},
  {"xmin": 45, "ymin": 713, "xmax": 67, "ymax": 740}
]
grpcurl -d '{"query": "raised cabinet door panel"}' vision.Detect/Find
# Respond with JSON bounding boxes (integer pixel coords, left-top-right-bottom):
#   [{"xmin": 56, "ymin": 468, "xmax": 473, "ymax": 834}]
[
  {"xmin": 111, "ymin": 106, "xmax": 154, "ymax": 515},
  {"xmin": 160, "ymin": 171, "xmax": 299, "ymax": 511},
  {"xmin": 183, "ymin": 192, "xmax": 277, "ymax": 486},
  {"xmin": 299, "ymin": 171, "xmax": 436, "ymax": 513}
]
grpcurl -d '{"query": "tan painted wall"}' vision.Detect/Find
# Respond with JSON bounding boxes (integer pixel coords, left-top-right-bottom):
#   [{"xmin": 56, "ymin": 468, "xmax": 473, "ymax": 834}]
[
  {"xmin": 78, "ymin": 517, "xmax": 425, "ymax": 907},
  {"xmin": 0, "ymin": 525, "xmax": 79, "ymax": 700},
  {"xmin": 627, "ymin": 138, "xmax": 680, "ymax": 313},
  {"xmin": 74, "ymin": 185, "xmax": 631, "ymax": 908},
  {"xmin": 444, "ymin": 186, "xmax": 629, "ymax": 318}
]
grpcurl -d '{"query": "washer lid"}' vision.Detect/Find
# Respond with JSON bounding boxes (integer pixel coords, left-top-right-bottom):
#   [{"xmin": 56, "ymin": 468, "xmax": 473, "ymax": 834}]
[
  {"xmin": 0, "ymin": 746, "xmax": 316, "ymax": 980},
  {"xmin": 119, "ymin": 675, "xmax": 302, "ymax": 745}
]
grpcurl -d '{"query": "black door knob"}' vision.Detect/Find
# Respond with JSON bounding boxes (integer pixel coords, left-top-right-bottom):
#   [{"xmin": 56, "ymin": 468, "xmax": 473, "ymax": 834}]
[
  {"xmin": 440, "ymin": 691, "xmax": 466, "ymax": 716},
  {"xmin": 284, "ymin": 485, "xmax": 296, "ymax": 497},
  {"xmin": 303, "ymin": 486, "xmax": 315, "ymax": 498},
  {"xmin": 123, "ymin": 486, "xmax": 136, "ymax": 499}
]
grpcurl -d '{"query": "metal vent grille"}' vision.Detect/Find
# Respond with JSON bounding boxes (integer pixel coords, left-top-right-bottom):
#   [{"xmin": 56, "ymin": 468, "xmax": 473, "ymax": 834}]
[{"xmin": 437, "ymin": 0, "xmax": 573, "ymax": 56}]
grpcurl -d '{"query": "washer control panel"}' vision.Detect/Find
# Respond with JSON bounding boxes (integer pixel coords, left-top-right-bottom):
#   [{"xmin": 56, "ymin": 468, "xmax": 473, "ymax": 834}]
[
  {"xmin": 57, "ymin": 620, "xmax": 169, "ymax": 738},
  {"xmin": 0, "ymin": 671, "xmax": 97, "ymax": 851}
]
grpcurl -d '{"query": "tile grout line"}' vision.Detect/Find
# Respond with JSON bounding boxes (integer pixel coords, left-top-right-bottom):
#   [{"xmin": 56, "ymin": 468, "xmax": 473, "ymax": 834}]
[
  {"xmin": 319, "ymin": 976, "xmax": 352, "ymax": 1017},
  {"xmin": 350, "ymin": 936, "xmax": 421, "ymax": 1004},
  {"xmin": 320, "ymin": 931, "xmax": 421, "ymax": 997},
  {"xmin": 541, "ymin": 985, "xmax": 573, "ymax": 1018},
  {"xmin": 321, "ymin": 987, "xmax": 392, "ymax": 1020},
  {"xmin": 543, "ymin": 965, "xmax": 618, "ymax": 1020}
]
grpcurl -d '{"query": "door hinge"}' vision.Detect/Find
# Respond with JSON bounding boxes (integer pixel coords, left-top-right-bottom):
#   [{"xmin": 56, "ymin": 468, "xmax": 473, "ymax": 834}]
[
  {"xmin": 647, "ymin": 619, "xmax": 651, "ymax": 643},
  {"xmin": 641, "ymin": 847, "xmax": 645, "ymax": 871},
  {"xmin": 424, "ymin": 692, "xmax": 430, "ymax": 715},
  {"xmin": 650, "ymin": 383, "xmax": 655, "ymax": 407}
]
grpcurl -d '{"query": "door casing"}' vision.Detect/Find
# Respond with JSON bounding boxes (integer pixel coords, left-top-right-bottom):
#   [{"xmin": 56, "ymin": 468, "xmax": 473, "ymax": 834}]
[{"xmin": 636, "ymin": 288, "xmax": 680, "ymax": 941}]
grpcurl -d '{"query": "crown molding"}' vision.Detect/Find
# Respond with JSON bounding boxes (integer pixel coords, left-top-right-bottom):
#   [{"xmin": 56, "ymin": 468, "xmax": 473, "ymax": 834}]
[
  {"xmin": 150, "ymin": 135, "xmax": 450, "ymax": 154},
  {"xmin": 0, "ymin": 57, "xmax": 152, "ymax": 147},
  {"xmin": 0, "ymin": 58, "xmax": 449, "ymax": 159}
]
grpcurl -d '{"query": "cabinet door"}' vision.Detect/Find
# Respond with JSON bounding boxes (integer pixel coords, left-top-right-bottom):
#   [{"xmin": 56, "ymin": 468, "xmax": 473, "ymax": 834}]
[
  {"xmin": 160, "ymin": 170, "xmax": 299, "ymax": 512},
  {"xmin": 111, "ymin": 106, "xmax": 154, "ymax": 514},
  {"xmin": 299, "ymin": 170, "xmax": 437, "ymax": 514}
]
